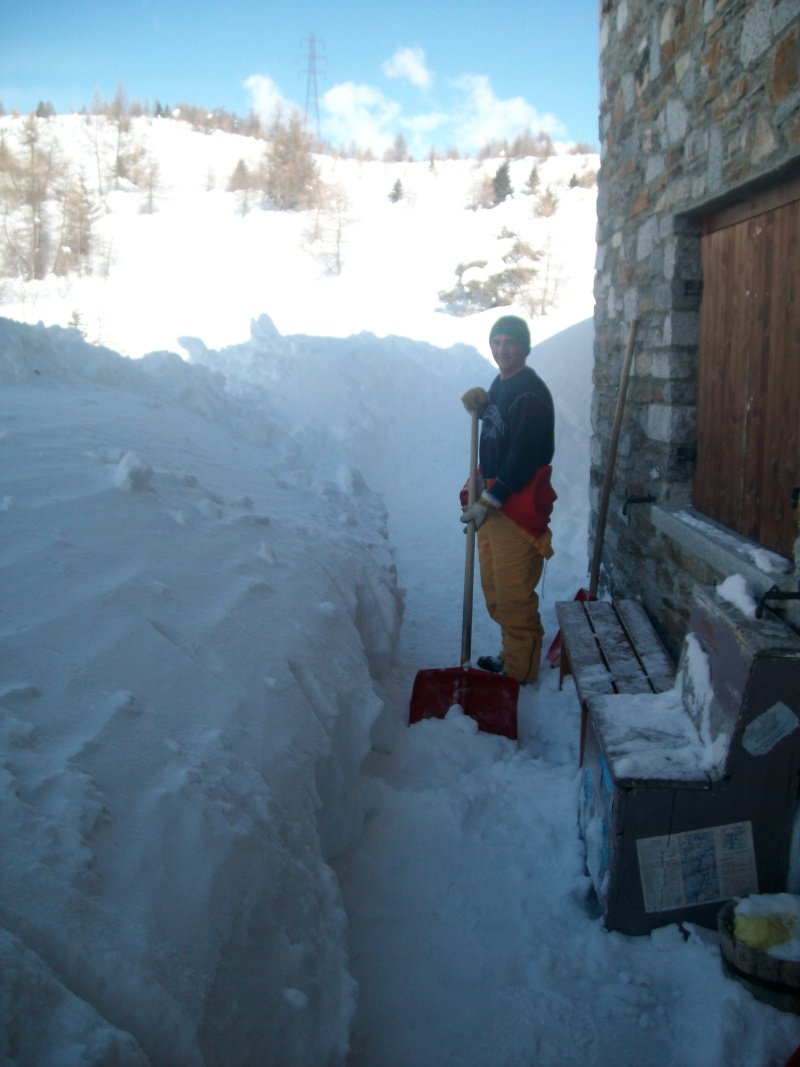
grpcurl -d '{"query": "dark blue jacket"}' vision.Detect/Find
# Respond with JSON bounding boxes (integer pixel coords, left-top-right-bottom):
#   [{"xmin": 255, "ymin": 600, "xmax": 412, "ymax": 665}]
[{"xmin": 479, "ymin": 366, "xmax": 554, "ymax": 506}]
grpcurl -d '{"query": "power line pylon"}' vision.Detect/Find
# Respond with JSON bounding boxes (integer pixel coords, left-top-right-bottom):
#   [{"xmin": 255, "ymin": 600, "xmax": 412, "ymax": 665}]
[{"xmin": 301, "ymin": 33, "xmax": 325, "ymax": 142}]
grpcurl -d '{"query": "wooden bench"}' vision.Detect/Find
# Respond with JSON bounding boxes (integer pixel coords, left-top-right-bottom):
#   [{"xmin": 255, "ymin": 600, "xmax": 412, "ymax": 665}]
[
  {"xmin": 555, "ymin": 598, "xmax": 676, "ymax": 763},
  {"xmin": 577, "ymin": 586, "xmax": 800, "ymax": 935}
]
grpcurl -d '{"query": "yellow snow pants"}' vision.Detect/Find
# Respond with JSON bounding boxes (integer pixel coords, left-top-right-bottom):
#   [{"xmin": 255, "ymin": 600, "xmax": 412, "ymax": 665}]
[{"xmin": 477, "ymin": 510, "xmax": 553, "ymax": 685}]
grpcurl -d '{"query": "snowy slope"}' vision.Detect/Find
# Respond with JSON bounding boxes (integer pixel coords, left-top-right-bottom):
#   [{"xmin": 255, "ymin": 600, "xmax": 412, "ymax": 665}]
[{"xmin": 0, "ymin": 115, "xmax": 597, "ymax": 359}]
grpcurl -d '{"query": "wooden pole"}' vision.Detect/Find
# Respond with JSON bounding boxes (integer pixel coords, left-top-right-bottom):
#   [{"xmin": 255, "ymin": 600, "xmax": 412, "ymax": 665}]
[{"xmin": 589, "ymin": 318, "xmax": 640, "ymax": 598}]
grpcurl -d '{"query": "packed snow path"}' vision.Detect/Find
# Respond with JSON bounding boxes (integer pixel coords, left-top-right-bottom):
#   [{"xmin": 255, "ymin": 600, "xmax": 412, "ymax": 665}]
[{"xmin": 335, "ymin": 535, "xmax": 800, "ymax": 1067}]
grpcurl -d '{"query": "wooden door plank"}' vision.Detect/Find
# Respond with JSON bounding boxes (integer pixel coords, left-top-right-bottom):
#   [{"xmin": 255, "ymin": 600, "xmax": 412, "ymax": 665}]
[{"xmin": 696, "ymin": 188, "xmax": 800, "ymax": 560}]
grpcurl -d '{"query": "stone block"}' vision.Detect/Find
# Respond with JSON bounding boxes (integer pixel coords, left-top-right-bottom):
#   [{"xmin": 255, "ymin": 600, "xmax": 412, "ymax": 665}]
[
  {"xmin": 685, "ymin": 128, "xmax": 709, "ymax": 159},
  {"xmin": 622, "ymin": 71, "xmax": 636, "ymax": 111},
  {"xmin": 776, "ymin": 87, "xmax": 800, "ymax": 125},
  {"xmin": 774, "ymin": 0, "xmax": 800, "ymax": 38},
  {"xmin": 645, "ymin": 153, "xmax": 666, "ymax": 182},
  {"xmin": 646, "ymin": 403, "xmax": 695, "ymax": 444},
  {"xmin": 655, "ymin": 284, "xmax": 675, "ymax": 311},
  {"xmin": 630, "ymin": 188, "xmax": 650, "ymax": 216},
  {"xmin": 666, "ymin": 97, "xmax": 690, "ymax": 143},
  {"xmin": 663, "ymin": 309, "xmax": 700, "ymax": 346},
  {"xmin": 636, "ymin": 216, "xmax": 659, "ymax": 261},
  {"xmin": 675, "ymin": 51, "xmax": 693, "ymax": 83},
  {"xmin": 768, "ymin": 26, "xmax": 800, "ymax": 104},
  {"xmin": 692, "ymin": 174, "xmax": 709, "ymax": 200},
  {"xmin": 712, "ymin": 75, "xmax": 749, "ymax": 120},
  {"xmin": 740, "ymin": 0, "xmax": 774, "ymax": 68},
  {"xmin": 752, "ymin": 114, "xmax": 779, "ymax": 163},
  {"xmin": 660, "ymin": 7, "xmax": 676, "ymax": 47}
]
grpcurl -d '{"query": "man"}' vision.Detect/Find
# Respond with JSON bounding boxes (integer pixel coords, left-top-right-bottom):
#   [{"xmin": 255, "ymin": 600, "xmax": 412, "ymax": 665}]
[{"xmin": 460, "ymin": 315, "xmax": 556, "ymax": 685}]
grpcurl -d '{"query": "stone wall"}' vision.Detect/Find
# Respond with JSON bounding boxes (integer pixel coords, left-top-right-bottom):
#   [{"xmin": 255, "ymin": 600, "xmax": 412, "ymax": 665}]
[{"xmin": 593, "ymin": 0, "xmax": 800, "ymax": 654}]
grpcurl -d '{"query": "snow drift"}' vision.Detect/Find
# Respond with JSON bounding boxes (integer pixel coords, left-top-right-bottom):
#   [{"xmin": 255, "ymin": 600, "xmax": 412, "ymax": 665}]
[{"xmin": 0, "ymin": 316, "xmax": 404, "ymax": 1065}]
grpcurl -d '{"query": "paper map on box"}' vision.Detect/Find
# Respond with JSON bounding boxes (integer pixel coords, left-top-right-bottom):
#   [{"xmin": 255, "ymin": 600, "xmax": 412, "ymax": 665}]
[{"xmin": 637, "ymin": 821, "xmax": 758, "ymax": 913}]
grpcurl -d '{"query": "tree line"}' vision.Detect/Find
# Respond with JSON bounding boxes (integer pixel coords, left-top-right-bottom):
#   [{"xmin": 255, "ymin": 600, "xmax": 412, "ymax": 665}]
[
  {"xmin": 0, "ymin": 87, "xmax": 163, "ymax": 281},
  {"xmin": 0, "ymin": 86, "xmax": 596, "ymax": 291},
  {"xmin": 0, "ymin": 85, "xmax": 596, "ymax": 164},
  {"xmin": 0, "ymin": 100, "xmax": 350, "ymax": 282}
]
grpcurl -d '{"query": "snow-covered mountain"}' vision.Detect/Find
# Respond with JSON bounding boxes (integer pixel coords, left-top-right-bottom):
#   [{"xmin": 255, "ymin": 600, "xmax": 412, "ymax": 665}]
[
  {"xmin": 1, "ymin": 116, "xmax": 798, "ymax": 1067},
  {"xmin": 0, "ymin": 114, "xmax": 597, "ymax": 357}
]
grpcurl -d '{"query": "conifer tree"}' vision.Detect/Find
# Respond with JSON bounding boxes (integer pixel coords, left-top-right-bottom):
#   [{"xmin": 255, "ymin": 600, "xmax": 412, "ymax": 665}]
[
  {"xmin": 260, "ymin": 111, "xmax": 320, "ymax": 211},
  {"xmin": 385, "ymin": 132, "xmax": 409, "ymax": 163},
  {"xmin": 534, "ymin": 185, "xmax": 559, "ymax": 218},
  {"xmin": 438, "ymin": 230, "xmax": 542, "ymax": 316},
  {"xmin": 53, "ymin": 169, "xmax": 97, "ymax": 276},
  {"xmin": 228, "ymin": 159, "xmax": 253, "ymax": 215},
  {"xmin": 493, "ymin": 160, "xmax": 513, "ymax": 204},
  {"xmin": 139, "ymin": 153, "xmax": 160, "ymax": 214},
  {"xmin": 109, "ymin": 82, "xmax": 134, "ymax": 188},
  {"xmin": 525, "ymin": 165, "xmax": 540, "ymax": 195},
  {"xmin": 0, "ymin": 115, "xmax": 66, "ymax": 280}
]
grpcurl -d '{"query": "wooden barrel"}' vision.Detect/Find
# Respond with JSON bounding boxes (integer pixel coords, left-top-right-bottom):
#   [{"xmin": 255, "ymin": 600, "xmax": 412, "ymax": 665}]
[{"xmin": 718, "ymin": 899, "xmax": 800, "ymax": 1014}]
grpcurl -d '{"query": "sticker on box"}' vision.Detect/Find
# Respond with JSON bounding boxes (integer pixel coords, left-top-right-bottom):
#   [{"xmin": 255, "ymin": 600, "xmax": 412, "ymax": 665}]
[{"xmin": 742, "ymin": 702, "xmax": 799, "ymax": 757}]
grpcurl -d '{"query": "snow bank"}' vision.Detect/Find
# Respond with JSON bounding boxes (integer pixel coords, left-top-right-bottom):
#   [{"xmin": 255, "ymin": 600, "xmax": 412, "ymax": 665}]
[{"xmin": 0, "ymin": 316, "xmax": 400, "ymax": 1065}]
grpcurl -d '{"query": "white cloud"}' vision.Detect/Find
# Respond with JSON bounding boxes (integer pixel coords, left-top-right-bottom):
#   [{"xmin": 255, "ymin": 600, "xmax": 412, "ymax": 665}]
[
  {"xmin": 253, "ymin": 64, "xmax": 566, "ymax": 160},
  {"xmin": 403, "ymin": 110, "xmax": 449, "ymax": 135},
  {"xmin": 244, "ymin": 74, "xmax": 288, "ymax": 121},
  {"xmin": 383, "ymin": 47, "xmax": 432, "ymax": 91},
  {"xmin": 451, "ymin": 74, "xmax": 565, "ymax": 151},
  {"xmin": 322, "ymin": 82, "xmax": 401, "ymax": 155}
]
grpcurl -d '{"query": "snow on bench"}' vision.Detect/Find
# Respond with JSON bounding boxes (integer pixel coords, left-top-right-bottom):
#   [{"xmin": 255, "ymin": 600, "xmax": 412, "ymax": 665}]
[{"xmin": 555, "ymin": 598, "xmax": 676, "ymax": 763}]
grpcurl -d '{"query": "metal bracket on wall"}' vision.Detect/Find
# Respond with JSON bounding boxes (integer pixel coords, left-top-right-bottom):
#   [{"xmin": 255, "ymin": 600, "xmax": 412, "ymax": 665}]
[
  {"xmin": 623, "ymin": 493, "xmax": 657, "ymax": 516},
  {"xmin": 756, "ymin": 584, "xmax": 800, "ymax": 619}
]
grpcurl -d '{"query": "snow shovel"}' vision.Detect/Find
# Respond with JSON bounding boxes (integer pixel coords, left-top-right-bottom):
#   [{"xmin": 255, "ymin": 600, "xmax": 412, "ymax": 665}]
[
  {"xmin": 545, "ymin": 318, "xmax": 640, "ymax": 668},
  {"xmin": 409, "ymin": 408, "xmax": 519, "ymax": 740}
]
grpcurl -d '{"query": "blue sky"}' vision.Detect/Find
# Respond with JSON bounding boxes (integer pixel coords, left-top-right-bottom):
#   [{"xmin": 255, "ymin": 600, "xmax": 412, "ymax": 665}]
[{"xmin": 2, "ymin": 0, "xmax": 600, "ymax": 157}]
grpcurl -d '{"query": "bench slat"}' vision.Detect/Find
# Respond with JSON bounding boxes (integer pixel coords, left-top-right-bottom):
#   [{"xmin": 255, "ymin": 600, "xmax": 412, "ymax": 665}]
[
  {"xmin": 615, "ymin": 600, "xmax": 675, "ymax": 692},
  {"xmin": 584, "ymin": 601, "xmax": 653, "ymax": 694},
  {"xmin": 556, "ymin": 600, "xmax": 676, "ymax": 698},
  {"xmin": 558, "ymin": 606, "xmax": 614, "ymax": 678},
  {"xmin": 555, "ymin": 603, "xmax": 616, "ymax": 695},
  {"xmin": 556, "ymin": 597, "xmax": 677, "ymax": 768}
]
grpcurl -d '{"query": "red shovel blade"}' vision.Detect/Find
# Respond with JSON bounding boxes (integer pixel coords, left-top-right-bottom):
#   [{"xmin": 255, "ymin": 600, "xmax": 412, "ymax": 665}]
[{"xmin": 409, "ymin": 666, "xmax": 519, "ymax": 741}]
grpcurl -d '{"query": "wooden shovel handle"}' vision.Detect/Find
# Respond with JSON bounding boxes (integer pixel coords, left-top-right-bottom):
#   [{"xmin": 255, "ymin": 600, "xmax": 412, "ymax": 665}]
[{"xmin": 461, "ymin": 408, "xmax": 479, "ymax": 666}]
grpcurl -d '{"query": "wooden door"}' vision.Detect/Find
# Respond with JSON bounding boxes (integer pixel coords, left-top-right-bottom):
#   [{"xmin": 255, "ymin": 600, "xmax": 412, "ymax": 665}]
[{"xmin": 695, "ymin": 180, "xmax": 800, "ymax": 559}]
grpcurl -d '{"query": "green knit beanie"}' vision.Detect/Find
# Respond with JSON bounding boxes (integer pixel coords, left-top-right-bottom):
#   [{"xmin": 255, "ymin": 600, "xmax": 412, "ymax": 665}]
[{"xmin": 489, "ymin": 315, "xmax": 531, "ymax": 355}]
